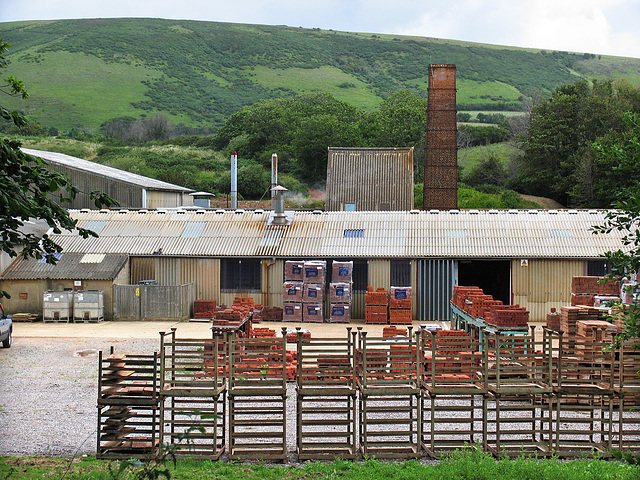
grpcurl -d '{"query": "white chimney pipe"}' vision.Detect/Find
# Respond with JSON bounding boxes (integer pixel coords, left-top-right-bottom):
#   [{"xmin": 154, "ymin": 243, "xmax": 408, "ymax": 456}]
[
  {"xmin": 271, "ymin": 153, "xmax": 278, "ymax": 198},
  {"xmin": 230, "ymin": 150, "xmax": 238, "ymax": 209}
]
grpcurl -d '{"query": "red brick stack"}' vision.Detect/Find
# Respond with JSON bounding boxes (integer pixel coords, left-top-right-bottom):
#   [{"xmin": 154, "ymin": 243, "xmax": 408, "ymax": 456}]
[
  {"xmin": 383, "ymin": 326, "xmax": 408, "ymax": 338},
  {"xmin": 329, "ymin": 261, "xmax": 353, "ymax": 323},
  {"xmin": 284, "ymin": 260, "xmax": 305, "ymax": 322},
  {"xmin": 365, "ymin": 287, "xmax": 389, "ymax": 324},
  {"xmin": 260, "ymin": 306, "xmax": 283, "ymax": 322},
  {"xmin": 193, "ymin": 299, "xmax": 217, "ymax": 319},
  {"xmin": 389, "ymin": 286, "xmax": 413, "ymax": 325},
  {"xmin": 484, "ymin": 304, "xmax": 529, "ymax": 328},
  {"xmin": 303, "ymin": 260, "xmax": 326, "ymax": 323},
  {"xmin": 546, "ymin": 308, "xmax": 560, "ymax": 331},
  {"xmin": 451, "ymin": 286, "xmax": 484, "ymax": 312},
  {"xmin": 451, "ymin": 285, "xmax": 529, "ymax": 328},
  {"xmin": 571, "ymin": 276, "xmax": 620, "ymax": 306}
]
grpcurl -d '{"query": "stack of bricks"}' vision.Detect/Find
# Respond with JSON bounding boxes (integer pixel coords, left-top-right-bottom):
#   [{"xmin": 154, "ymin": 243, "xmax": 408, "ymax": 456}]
[
  {"xmin": 451, "ymin": 285, "xmax": 485, "ymax": 312},
  {"xmin": 484, "ymin": 304, "xmax": 529, "ymax": 328},
  {"xmin": 260, "ymin": 306, "xmax": 283, "ymax": 322},
  {"xmin": 546, "ymin": 308, "xmax": 560, "ymax": 331},
  {"xmin": 383, "ymin": 326, "xmax": 408, "ymax": 338},
  {"xmin": 283, "ymin": 260, "xmax": 304, "ymax": 322},
  {"xmin": 389, "ymin": 286, "xmax": 413, "ymax": 325},
  {"xmin": 329, "ymin": 260, "xmax": 353, "ymax": 323},
  {"xmin": 212, "ymin": 297, "xmax": 256, "ymax": 325},
  {"xmin": 285, "ymin": 328, "xmax": 311, "ymax": 343},
  {"xmin": 571, "ymin": 276, "xmax": 620, "ymax": 306},
  {"xmin": 252, "ymin": 327, "xmax": 276, "ymax": 338},
  {"xmin": 193, "ymin": 299, "xmax": 217, "ymax": 319},
  {"xmin": 365, "ymin": 286, "xmax": 389, "ymax": 324},
  {"xmin": 558, "ymin": 305, "xmax": 608, "ymax": 337},
  {"xmin": 451, "ymin": 285, "xmax": 528, "ymax": 328},
  {"xmin": 434, "ymin": 330, "xmax": 472, "ymax": 354},
  {"xmin": 303, "ymin": 260, "xmax": 326, "ymax": 323}
]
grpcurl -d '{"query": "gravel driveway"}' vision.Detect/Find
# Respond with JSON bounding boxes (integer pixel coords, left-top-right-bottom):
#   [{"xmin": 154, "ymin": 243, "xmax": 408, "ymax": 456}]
[{"xmin": 0, "ymin": 337, "xmax": 158, "ymax": 456}]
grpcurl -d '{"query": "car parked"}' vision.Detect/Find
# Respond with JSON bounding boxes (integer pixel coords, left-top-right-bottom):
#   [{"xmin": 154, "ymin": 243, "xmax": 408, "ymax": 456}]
[{"xmin": 0, "ymin": 303, "xmax": 12, "ymax": 348}]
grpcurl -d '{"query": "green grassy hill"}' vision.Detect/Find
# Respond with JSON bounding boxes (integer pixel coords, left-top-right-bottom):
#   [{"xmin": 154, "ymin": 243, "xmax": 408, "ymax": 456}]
[{"xmin": 1, "ymin": 18, "xmax": 640, "ymax": 131}]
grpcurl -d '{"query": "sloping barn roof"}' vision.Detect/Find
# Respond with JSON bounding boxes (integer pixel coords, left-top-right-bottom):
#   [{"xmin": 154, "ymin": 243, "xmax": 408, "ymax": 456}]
[
  {"xmin": 22, "ymin": 148, "xmax": 193, "ymax": 192},
  {"xmin": 1, "ymin": 253, "xmax": 128, "ymax": 280},
  {"xmin": 49, "ymin": 209, "xmax": 625, "ymax": 259}
]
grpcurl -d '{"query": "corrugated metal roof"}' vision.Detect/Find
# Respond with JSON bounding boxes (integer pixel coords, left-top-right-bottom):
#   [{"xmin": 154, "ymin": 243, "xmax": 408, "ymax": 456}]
[
  {"xmin": 47, "ymin": 209, "xmax": 626, "ymax": 259},
  {"xmin": 22, "ymin": 148, "xmax": 193, "ymax": 192},
  {"xmin": 1, "ymin": 253, "xmax": 128, "ymax": 280}
]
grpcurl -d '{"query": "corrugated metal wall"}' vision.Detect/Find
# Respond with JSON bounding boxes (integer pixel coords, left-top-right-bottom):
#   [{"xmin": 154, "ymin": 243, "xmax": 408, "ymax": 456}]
[
  {"xmin": 263, "ymin": 260, "xmax": 284, "ymax": 308},
  {"xmin": 512, "ymin": 259, "xmax": 583, "ymax": 321},
  {"xmin": 416, "ymin": 259, "xmax": 457, "ymax": 321},
  {"xmin": 368, "ymin": 259, "xmax": 391, "ymax": 291},
  {"xmin": 326, "ymin": 148, "xmax": 414, "ymax": 211},
  {"xmin": 45, "ymin": 163, "xmax": 144, "ymax": 209},
  {"xmin": 146, "ymin": 190, "xmax": 193, "ymax": 208}
]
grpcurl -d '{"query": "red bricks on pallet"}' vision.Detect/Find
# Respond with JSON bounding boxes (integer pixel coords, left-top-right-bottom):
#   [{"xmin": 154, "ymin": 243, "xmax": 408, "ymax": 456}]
[
  {"xmin": 365, "ymin": 305, "xmax": 388, "ymax": 324},
  {"xmin": 284, "ymin": 260, "xmax": 304, "ymax": 281},
  {"xmin": 302, "ymin": 283, "xmax": 324, "ymax": 303},
  {"xmin": 193, "ymin": 299, "xmax": 217, "ymax": 319},
  {"xmin": 571, "ymin": 276, "xmax": 620, "ymax": 296},
  {"xmin": 329, "ymin": 303, "xmax": 351, "ymax": 323},
  {"xmin": 303, "ymin": 303, "xmax": 323, "ymax": 323},
  {"xmin": 389, "ymin": 308, "xmax": 412, "ymax": 325},
  {"xmin": 283, "ymin": 303, "xmax": 303, "ymax": 322},
  {"xmin": 332, "ymin": 261, "xmax": 353, "ymax": 282},
  {"xmin": 303, "ymin": 261, "xmax": 326, "ymax": 284},
  {"xmin": 283, "ymin": 281, "xmax": 303, "ymax": 303},
  {"xmin": 365, "ymin": 286, "xmax": 388, "ymax": 306},
  {"xmin": 329, "ymin": 282, "xmax": 351, "ymax": 303}
]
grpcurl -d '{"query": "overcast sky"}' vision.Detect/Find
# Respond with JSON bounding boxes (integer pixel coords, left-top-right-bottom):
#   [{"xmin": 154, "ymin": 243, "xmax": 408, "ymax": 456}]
[{"xmin": 1, "ymin": 0, "xmax": 639, "ymax": 58}]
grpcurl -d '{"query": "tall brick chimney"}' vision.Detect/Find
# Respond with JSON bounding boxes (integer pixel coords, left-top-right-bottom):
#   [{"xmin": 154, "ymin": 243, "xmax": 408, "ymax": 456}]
[{"xmin": 423, "ymin": 64, "xmax": 457, "ymax": 210}]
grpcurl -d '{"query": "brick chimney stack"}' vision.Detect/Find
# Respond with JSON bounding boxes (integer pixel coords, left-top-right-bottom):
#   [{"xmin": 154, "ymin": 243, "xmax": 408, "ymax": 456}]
[{"xmin": 423, "ymin": 64, "xmax": 458, "ymax": 210}]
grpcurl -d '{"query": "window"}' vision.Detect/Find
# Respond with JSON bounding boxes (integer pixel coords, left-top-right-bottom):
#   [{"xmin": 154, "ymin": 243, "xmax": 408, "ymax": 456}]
[
  {"xmin": 221, "ymin": 258, "xmax": 261, "ymax": 291},
  {"xmin": 345, "ymin": 203, "xmax": 356, "ymax": 212},
  {"xmin": 344, "ymin": 229, "xmax": 364, "ymax": 238},
  {"xmin": 587, "ymin": 260, "xmax": 609, "ymax": 277},
  {"xmin": 391, "ymin": 260, "xmax": 411, "ymax": 287}
]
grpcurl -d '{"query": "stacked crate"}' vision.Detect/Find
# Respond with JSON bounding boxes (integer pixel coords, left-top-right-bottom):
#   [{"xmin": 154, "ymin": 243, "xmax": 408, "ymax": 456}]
[
  {"xmin": 329, "ymin": 261, "xmax": 353, "ymax": 323},
  {"xmin": 303, "ymin": 260, "xmax": 326, "ymax": 323},
  {"xmin": 365, "ymin": 287, "xmax": 389, "ymax": 324},
  {"xmin": 283, "ymin": 260, "xmax": 304, "ymax": 322},
  {"xmin": 389, "ymin": 286, "xmax": 413, "ymax": 325}
]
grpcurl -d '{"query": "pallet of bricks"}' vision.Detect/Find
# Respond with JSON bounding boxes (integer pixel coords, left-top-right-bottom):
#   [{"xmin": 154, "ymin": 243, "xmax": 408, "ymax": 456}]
[
  {"xmin": 303, "ymin": 261, "xmax": 326, "ymax": 323},
  {"xmin": 365, "ymin": 286, "xmax": 388, "ymax": 324},
  {"xmin": 211, "ymin": 297, "xmax": 256, "ymax": 326},
  {"xmin": 329, "ymin": 261, "xmax": 353, "ymax": 323},
  {"xmin": 571, "ymin": 275, "xmax": 620, "ymax": 307},
  {"xmin": 389, "ymin": 286, "xmax": 412, "ymax": 325}
]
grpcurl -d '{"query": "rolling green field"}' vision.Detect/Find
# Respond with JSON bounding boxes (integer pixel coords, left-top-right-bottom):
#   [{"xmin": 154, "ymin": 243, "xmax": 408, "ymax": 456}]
[{"xmin": 1, "ymin": 18, "xmax": 639, "ymax": 132}]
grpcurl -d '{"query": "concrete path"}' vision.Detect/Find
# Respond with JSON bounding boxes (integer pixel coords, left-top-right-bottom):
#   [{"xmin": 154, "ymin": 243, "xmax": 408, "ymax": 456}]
[{"xmin": 12, "ymin": 319, "xmax": 450, "ymax": 339}]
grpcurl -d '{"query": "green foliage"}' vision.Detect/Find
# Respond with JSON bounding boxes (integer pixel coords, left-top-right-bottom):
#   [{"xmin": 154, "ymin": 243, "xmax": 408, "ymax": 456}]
[
  {"xmin": 463, "ymin": 152, "xmax": 508, "ymax": 187},
  {"xmin": 3, "ymin": 18, "xmax": 636, "ymax": 131},
  {"xmin": 593, "ymin": 114, "xmax": 640, "ymax": 341},
  {"xmin": 515, "ymin": 79, "xmax": 640, "ymax": 207},
  {"xmin": 415, "ymin": 183, "xmax": 540, "ymax": 210},
  {"xmin": 458, "ymin": 124, "xmax": 510, "ymax": 148},
  {"xmin": 0, "ymin": 40, "xmax": 118, "ymax": 299}
]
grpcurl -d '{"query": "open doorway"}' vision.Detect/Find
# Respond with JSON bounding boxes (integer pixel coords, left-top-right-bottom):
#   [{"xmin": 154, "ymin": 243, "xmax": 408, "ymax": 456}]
[{"xmin": 458, "ymin": 260, "xmax": 511, "ymax": 305}]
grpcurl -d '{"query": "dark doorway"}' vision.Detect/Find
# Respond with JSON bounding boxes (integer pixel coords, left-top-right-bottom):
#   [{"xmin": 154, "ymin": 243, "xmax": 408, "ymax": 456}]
[{"xmin": 457, "ymin": 260, "xmax": 511, "ymax": 305}]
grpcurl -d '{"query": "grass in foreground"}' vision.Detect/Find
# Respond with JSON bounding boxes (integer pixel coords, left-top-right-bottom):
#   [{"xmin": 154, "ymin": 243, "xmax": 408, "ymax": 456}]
[{"xmin": 2, "ymin": 448, "xmax": 640, "ymax": 480}]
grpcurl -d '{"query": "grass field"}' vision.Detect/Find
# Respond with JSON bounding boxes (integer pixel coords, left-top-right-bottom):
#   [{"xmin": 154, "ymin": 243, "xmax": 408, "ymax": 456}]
[{"xmin": 1, "ymin": 449, "xmax": 639, "ymax": 479}]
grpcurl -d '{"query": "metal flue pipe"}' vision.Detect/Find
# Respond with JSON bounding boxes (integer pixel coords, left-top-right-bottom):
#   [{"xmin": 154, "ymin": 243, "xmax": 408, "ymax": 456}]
[
  {"xmin": 271, "ymin": 153, "xmax": 278, "ymax": 198},
  {"xmin": 230, "ymin": 150, "xmax": 238, "ymax": 209}
]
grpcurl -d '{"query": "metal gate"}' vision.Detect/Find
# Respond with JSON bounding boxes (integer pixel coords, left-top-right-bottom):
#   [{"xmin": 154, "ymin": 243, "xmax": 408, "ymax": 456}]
[
  {"xmin": 114, "ymin": 283, "xmax": 195, "ymax": 320},
  {"xmin": 416, "ymin": 259, "xmax": 457, "ymax": 321}
]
